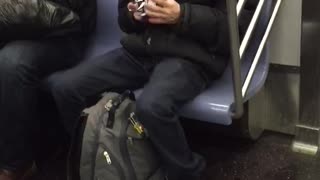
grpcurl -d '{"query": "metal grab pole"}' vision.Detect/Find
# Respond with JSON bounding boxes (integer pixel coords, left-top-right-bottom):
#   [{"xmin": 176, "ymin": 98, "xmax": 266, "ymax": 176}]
[
  {"xmin": 242, "ymin": 0, "xmax": 282, "ymax": 97},
  {"xmin": 226, "ymin": 0, "xmax": 244, "ymax": 118},
  {"xmin": 237, "ymin": 0, "xmax": 248, "ymax": 16},
  {"xmin": 239, "ymin": 0, "xmax": 265, "ymax": 59}
]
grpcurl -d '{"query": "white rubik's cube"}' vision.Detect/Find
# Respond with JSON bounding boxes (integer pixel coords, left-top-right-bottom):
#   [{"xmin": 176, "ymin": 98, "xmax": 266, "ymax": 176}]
[{"xmin": 135, "ymin": 0, "xmax": 148, "ymax": 16}]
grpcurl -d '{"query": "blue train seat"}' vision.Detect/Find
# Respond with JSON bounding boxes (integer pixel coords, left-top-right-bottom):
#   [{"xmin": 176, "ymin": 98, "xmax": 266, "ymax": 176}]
[{"xmin": 81, "ymin": 0, "xmax": 275, "ymax": 125}]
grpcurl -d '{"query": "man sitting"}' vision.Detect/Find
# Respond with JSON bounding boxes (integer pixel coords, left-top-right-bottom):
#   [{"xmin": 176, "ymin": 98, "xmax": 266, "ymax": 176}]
[
  {"xmin": 0, "ymin": 0, "xmax": 96, "ymax": 179},
  {"xmin": 48, "ymin": 0, "xmax": 253, "ymax": 179}
]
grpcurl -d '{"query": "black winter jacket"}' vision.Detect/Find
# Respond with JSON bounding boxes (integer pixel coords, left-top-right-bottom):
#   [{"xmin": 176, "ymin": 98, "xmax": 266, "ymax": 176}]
[
  {"xmin": 119, "ymin": 0, "xmax": 254, "ymax": 76},
  {"xmin": 0, "ymin": 0, "xmax": 96, "ymax": 40}
]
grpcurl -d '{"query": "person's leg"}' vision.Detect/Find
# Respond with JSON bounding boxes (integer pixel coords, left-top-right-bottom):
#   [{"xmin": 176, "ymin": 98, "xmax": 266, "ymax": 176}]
[
  {"xmin": 0, "ymin": 39, "xmax": 84, "ymax": 172},
  {"xmin": 136, "ymin": 58, "xmax": 208, "ymax": 180},
  {"xmin": 47, "ymin": 48, "xmax": 149, "ymax": 134}
]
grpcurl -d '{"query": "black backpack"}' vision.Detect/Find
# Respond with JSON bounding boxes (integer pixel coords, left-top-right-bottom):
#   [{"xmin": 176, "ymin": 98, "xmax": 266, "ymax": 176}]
[{"xmin": 68, "ymin": 91, "xmax": 166, "ymax": 180}]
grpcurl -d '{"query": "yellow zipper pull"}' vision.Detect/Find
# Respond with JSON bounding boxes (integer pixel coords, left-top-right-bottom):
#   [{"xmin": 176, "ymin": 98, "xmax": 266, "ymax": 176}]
[{"xmin": 129, "ymin": 112, "xmax": 145, "ymax": 135}]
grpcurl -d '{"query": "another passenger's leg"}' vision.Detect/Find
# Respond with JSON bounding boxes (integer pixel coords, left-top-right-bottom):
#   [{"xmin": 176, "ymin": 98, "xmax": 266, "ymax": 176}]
[
  {"xmin": 47, "ymin": 48, "xmax": 149, "ymax": 133},
  {"xmin": 136, "ymin": 58, "xmax": 209, "ymax": 180},
  {"xmin": 0, "ymin": 39, "xmax": 84, "ymax": 172}
]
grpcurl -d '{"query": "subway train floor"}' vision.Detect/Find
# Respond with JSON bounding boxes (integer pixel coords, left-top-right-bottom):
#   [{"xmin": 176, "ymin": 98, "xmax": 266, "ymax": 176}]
[
  {"xmin": 33, "ymin": 120, "xmax": 320, "ymax": 180},
  {"xmin": 184, "ymin": 121, "xmax": 320, "ymax": 180}
]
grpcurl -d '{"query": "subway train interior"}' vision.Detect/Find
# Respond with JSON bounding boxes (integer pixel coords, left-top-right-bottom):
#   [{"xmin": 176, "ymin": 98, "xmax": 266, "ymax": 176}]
[{"xmin": 1, "ymin": 0, "xmax": 320, "ymax": 179}]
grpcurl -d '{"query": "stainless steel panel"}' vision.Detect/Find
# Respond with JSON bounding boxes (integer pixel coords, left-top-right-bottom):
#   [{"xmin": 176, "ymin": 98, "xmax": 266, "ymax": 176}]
[
  {"xmin": 249, "ymin": 70, "xmax": 300, "ymax": 135},
  {"xmin": 268, "ymin": 0, "xmax": 302, "ymax": 66},
  {"xmin": 294, "ymin": 0, "xmax": 320, "ymax": 155}
]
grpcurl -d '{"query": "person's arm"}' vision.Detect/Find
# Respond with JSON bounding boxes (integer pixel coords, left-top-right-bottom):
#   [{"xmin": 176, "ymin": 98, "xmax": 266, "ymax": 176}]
[
  {"xmin": 145, "ymin": 0, "xmax": 229, "ymax": 53},
  {"xmin": 118, "ymin": 0, "xmax": 147, "ymax": 33},
  {"xmin": 174, "ymin": 3, "xmax": 229, "ymax": 47}
]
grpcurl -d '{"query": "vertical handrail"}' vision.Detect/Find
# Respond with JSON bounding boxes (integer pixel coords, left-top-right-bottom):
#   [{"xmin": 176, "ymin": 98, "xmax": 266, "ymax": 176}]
[
  {"xmin": 237, "ymin": 0, "xmax": 248, "ymax": 16},
  {"xmin": 242, "ymin": 0, "xmax": 282, "ymax": 96},
  {"xmin": 227, "ymin": 0, "xmax": 282, "ymax": 118},
  {"xmin": 239, "ymin": 0, "xmax": 265, "ymax": 59},
  {"xmin": 226, "ymin": 0, "xmax": 244, "ymax": 118}
]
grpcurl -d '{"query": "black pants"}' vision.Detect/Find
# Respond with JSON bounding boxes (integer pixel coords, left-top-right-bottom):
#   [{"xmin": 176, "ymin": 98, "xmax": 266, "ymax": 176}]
[
  {"xmin": 48, "ymin": 48, "xmax": 209, "ymax": 180},
  {"xmin": 0, "ymin": 39, "xmax": 85, "ymax": 171}
]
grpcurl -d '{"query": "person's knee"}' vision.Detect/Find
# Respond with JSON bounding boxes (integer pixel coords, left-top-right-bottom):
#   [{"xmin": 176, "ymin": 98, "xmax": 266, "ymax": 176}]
[
  {"xmin": 0, "ymin": 42, "xmax": 42, "ymax": 83},
  {"xmin": 136, "ymin": 94, "xmax": 174, "ymax": 126},
  {"xmin": 0, "ymin": 54, "xmax": 32, "ymax": 84},
  {"xmin": 45, "ymin": 73, "xmax": 77, "ymax": 102},
  {"xmin": 0, "ymin": 57, "xmax": 18, "ymax": 76}
]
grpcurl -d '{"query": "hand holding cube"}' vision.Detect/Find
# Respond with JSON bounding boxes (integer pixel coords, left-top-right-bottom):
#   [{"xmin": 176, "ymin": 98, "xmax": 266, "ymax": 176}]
[{"xmin": 128, "ymin": 0, "xmax": 181, "ymax": 25}]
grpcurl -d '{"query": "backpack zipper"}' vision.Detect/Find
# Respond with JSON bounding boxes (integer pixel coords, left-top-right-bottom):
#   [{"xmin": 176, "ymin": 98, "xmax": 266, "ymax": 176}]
[
  {"xmin": 91, "ymin": 111, "xmax": 107, "ymax": 180},
  {"xmin": 100, "ymin": 144, "xmax": 126, "ymax": 180},
  {"xmin": 120, "ymin": 110, "xmax": 137, "ymax": 180},
  {"xmin": 105, "ymin": 91, "xmax": 134, "ymax": 128},
  {"xmin": 103, "ymin": 151, "xmax": 112, "ymax": 165}
]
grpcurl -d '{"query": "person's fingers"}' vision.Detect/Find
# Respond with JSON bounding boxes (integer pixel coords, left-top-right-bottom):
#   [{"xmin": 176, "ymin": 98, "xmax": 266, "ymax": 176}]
[
  {"xmin": 128, "ymin": 2, "xmax": 138, "ymax": 12},
  {"xmin": 148, "ymin": 17, "xmax": 167, "ymax": 24}
]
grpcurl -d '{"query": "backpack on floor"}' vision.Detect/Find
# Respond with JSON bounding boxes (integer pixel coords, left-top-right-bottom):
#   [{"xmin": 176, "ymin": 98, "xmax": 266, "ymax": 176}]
[{"xmin": 68, "ymin": 91, "xmax": 166, "ymax": 180}]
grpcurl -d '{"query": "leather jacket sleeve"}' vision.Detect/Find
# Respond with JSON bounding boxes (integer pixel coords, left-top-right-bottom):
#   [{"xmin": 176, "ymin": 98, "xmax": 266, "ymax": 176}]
[{"xmin": 0, "ymin": 0, "xmax": 81, "ymax": 40}]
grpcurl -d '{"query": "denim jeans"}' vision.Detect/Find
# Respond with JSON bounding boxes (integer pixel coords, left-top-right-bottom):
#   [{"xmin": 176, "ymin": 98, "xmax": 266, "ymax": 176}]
[
  {"xmin": 0, "ymin": 38, "xmax": 85, "ymax": 170},
  {"xmin": 48, "ymin": 48, "xmax": 210, "ymax": 180}
]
